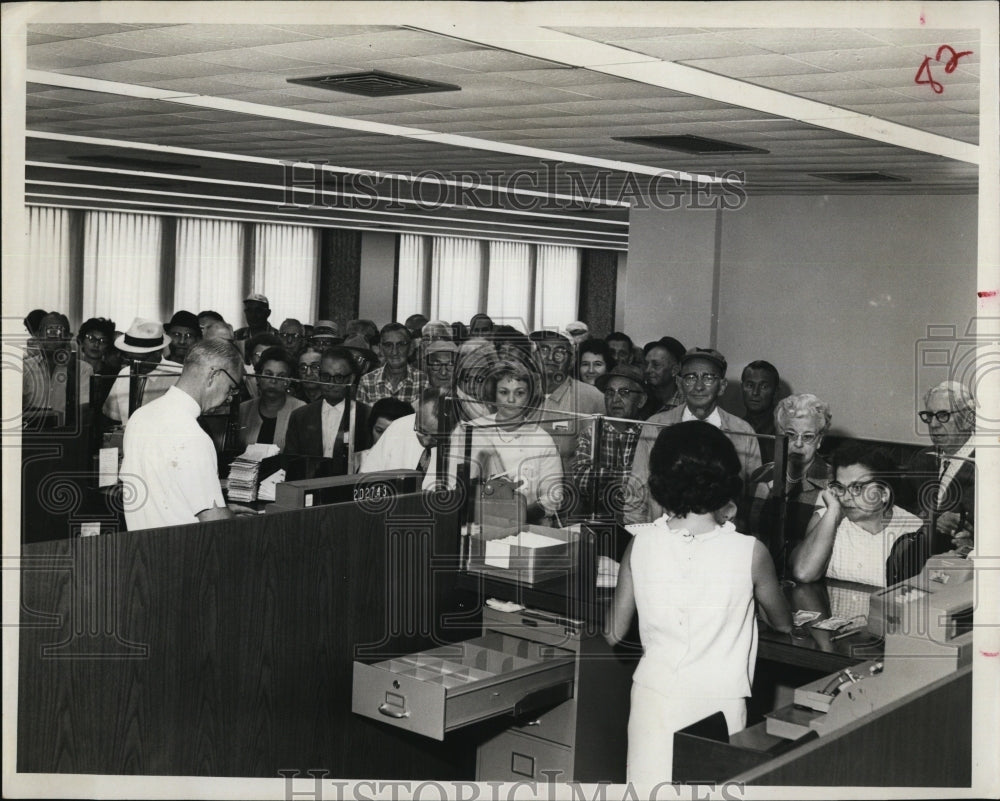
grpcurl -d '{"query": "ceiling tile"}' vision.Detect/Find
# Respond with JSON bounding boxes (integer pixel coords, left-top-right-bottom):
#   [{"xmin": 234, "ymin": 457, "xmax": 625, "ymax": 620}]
[
  {"xmin": 793, "ymin": 45, "xmax": 938, "ymax": 72},
  {"xmin": 717, "ymin": 28, "xmax": 888, "ymax": 54}
]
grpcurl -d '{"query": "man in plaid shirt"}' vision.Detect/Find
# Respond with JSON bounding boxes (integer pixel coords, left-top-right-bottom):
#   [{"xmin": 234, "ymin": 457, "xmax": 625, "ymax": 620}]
[
  {"xmin": 356, "ymin": 322, "xmax": 426, "ymax": 406},
  {"xmin": 570, "ymin": 364, "xmax": 648, "ymax": 520}
]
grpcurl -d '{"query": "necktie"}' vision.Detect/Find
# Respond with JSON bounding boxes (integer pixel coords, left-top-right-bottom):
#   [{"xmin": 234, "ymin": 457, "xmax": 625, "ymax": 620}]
[
  {"xmin": 937, "ymin": 458, "xmax": 950, "ymax": 505},
  {"xmin": 416, "ymin": 446, "xmax": 433, "ymax": 476}
]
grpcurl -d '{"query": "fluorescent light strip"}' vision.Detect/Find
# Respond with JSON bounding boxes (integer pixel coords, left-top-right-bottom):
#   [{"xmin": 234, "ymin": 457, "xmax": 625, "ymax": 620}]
[
  {"xmin": 25, "ymin": 194, "xmax": 626, "ymax": 247},
  {"xmin": 27, "ymin": 71, "xmax": 729, "ymax": 186},
  {"xmin": 27, "ymin": 128, "xmax": 633, "ymax": 207},
  {"xmin": 404, "ymin": 22, "xmax": 980, "ymax": 165},
  {"xmin": 26, "ymin": 180, "xmax": 628, "ymax": 238},
  {"xmin": 26, "ymin": 161, "xmax": 630, "ymax": 227}
]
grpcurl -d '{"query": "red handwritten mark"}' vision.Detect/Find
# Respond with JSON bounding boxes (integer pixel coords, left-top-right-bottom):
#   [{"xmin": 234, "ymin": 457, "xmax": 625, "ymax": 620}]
[
  {"xmin": 982, "ymin": 651, "xmax": 999, "ymax": 658},
  {"xmin": 979, "ymin": 290, "xmax": 998, "ymax": 299},
  {"xmin": 920, "ymin": 13, "xmax": 925, "ymax": 24},
  {"xmin": 914, "ymin": 45, "xmax": 974, "ymax": 93}
]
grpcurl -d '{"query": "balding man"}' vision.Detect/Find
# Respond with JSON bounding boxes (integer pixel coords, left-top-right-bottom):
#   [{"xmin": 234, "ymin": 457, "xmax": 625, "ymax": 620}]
[
  {"xmin": 121, "ymin": 339, "xmax": 247, "ymax": 530},
  {"xmin": 907, "ymin": 380, "xmax": 977, "ymax": 553}
]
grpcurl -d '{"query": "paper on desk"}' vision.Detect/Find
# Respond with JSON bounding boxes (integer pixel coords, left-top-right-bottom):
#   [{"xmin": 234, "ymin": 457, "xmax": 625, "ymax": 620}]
[
  {"xmin": 98, "ymin": 447, "xmax": 118, "ymax": 487},
  {"xmin": 483, "ymin": 531, "xmax": 563, "ymax": 569},
  {"xmin": 257, "ymin": 469, "xmax": 285, "ymax": 502},
  {"xmin": 240, "ymin": 443, "xmax": 280, "ymax": 461}
]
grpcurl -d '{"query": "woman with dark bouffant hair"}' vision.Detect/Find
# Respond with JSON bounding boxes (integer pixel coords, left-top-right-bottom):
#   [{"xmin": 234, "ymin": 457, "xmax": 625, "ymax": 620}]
[{"xmin": 606, "ymin": 420, "xmax": 791, "ymax": 789}]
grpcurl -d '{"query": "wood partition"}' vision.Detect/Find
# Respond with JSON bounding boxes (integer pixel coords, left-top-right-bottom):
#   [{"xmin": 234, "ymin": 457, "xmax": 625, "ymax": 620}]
[{"xmin": 17, "ymin": 492, "xmax": 482, "ymax": 778}]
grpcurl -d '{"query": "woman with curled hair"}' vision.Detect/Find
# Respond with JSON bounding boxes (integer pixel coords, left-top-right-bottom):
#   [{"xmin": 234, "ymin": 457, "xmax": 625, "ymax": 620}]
[
  {"xmin": 237, "ymin": 346, "xmax": 304, "ymax": 452},
  {"xmin": 576, "ymin": 338, "xmax": 615, "ymax": 386},
  {"xmin": 448, "ymin": 359, "xmax": 563, "ymax": 523},
  {"xmin": 791, "ymin": 444, "xmax": 926, "ymax": 586},
  {"xmin": 607, "ymin": 421, "xmax": 791, "ymax": 788},
  {"xmin": 748, "ymin": 393, "xmax": 833, "ymax": 572}
]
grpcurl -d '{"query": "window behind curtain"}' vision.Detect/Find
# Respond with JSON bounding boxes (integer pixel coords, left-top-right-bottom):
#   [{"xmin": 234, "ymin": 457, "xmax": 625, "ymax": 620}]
[
  {"xmin": 252, "ymin": 223, "xmax": 319, "ymax": 326},
  {"xmin": 25, "ymin": 207, "xmax": 72, "ymax": 323},
  {"xmin": 533, "ymin": 245, "xmax": 581, "ymax": 331},
  {"xmin": 397, "ymin": 233, "xmax": 428, "ymax": 319},
  {"xmin": 430, "ymin": 236, "xmax": 483, "ymax": 323},
  {"xmin": 81, "ymin": 211, "xmax": 163, "ymax": 327},
  {"xmin": 486, "ymin": 240, "xmax": 532, "ymax": 332},
  {"xmin": 174, "ymin": 219, "xmax": 244, "ymax": 326}
]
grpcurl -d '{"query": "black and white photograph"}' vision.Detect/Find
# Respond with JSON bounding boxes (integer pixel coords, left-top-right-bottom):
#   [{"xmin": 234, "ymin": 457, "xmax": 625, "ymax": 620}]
[{"xmin": 3, "ymin": 2, "xmax": 998, "ymax": 799}]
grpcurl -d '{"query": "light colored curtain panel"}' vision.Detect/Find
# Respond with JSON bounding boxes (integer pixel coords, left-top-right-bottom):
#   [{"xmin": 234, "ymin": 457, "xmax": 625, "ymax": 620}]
[
  {"xmin": 486, "ymin": 240, "xmax": 532, "ymax": 333},
  {"xmin": 252, "ymin": 223, "xmax": 319, "ymax": 325},
  {"xmin": 25, "ymin": 206, "xmax": 72, "ymax": 323},
  {"xmin": 533, "ymin": 245, "xmax": 581, "ymax": 332},
  {"xmin": 430, "ymin": 236, "xmax": 482, "ymax": 323},
  {"xmin": 82, "ymin": 211, "xmax": 163, "ymax": 327},
  {"xmin": 174, "ymin": 218, "xmax": 244, "ymax": 325},
  {"xmin": 396, "ymin": 234, "xmax": 427, "ymax": 319}
]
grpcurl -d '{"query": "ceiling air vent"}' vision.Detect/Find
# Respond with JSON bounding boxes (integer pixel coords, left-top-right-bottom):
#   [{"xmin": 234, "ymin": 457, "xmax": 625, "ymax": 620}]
[
  {"xmin": 68, "ymin": 155, "xmax": 200, "ymax": 171},
  {"xmin": 287, "ymin": 70, "xmax": 460, "ymax": 97},
  {"xmin": 613, "ymin": 135, "xmax": 769, "ymax": 155},
  {"xmin": 811, "ymin": 171, "xmax": 910, "ymax": 183}
]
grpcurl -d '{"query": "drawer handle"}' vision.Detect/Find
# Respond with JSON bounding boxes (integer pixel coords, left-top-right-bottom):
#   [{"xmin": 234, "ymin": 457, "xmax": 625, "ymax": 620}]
[{"xmin": 378, "ymin": 703, "xmax": 410, "ymax": 719}]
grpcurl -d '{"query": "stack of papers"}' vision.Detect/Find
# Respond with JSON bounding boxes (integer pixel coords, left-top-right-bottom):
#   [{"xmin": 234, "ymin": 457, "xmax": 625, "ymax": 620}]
[
  {"xmin": 257, "ymin": 469, "xmax": 285, "ymax": 502},
  {"xmin": 225, "ymin": 444, "xmax": 280, "ymax": 502}
]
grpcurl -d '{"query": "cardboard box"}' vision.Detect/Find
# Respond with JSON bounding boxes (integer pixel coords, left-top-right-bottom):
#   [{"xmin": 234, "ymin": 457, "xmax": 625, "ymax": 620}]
[{"xmin": 467, "ymin": 524, "xmax": 579, "ymax": 585}]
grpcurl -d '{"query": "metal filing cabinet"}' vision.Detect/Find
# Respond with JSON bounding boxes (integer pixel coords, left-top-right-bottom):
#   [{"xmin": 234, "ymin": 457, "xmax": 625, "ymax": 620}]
[{"xmin": 353, "ymin": 603, "xmax": 632, "ymax": 782}]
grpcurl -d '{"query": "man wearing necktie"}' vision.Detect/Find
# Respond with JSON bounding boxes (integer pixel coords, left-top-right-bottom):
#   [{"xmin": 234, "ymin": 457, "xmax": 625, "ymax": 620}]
[{"xmin": 907, "ymin": 380, "xmax": 976, "ymax": 553}]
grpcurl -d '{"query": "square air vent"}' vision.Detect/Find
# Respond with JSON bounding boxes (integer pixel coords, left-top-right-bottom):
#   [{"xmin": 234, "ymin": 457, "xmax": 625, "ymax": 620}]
[
  {"xmin": 287, "ymin": 71, "xmax": 460, "ymax": 97},
  {"xmin": 810, "ymin": 171, "xmax": 910, "ymax": 183},
  {"xmin": 613, "ymin": 135, "xmax": 769, "ymax": 155}
]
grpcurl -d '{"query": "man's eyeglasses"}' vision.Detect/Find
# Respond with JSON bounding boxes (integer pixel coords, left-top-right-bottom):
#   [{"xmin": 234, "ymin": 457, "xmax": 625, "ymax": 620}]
[
  {"xmin": 828, "ymin": 479, "xmax": 881, "ymax": 498},
  {"xmin": 680, "ymin": 372, "xmax": 722, "ymax": 387},
  {"xmin": 280, "ymin": 332, "xmax": 302, "ymax": 342},
  {"xmin": 537, "ymin": 345, "xmax": 569, "ymax": 362},
  {"xmin": 170, "ymin": 331, "xmax": 197, "ymax": 343},
  {"xmin": 919, "ymin": 410, "xmax": 954, "ymax": 424},
  {"xmin": 427, "ymin": 359, "xmax": 455, "ymax": 372},
  {"xmin": 83, "ymin": 333, "xmax": 109, "ymax": 346},
  {"xmin": 43, "ymin": 325, "xmax": 69, "ymax": 338},
  {"xmin": 783, "ymin": 431, "xmax": 819, "ymax": 446},
  {"xmin": 298, "ymin": 363, "xmax": 321, "ymax": 376},
  {"xmin": 604, "ymin": 387, "xmax": 642, "ymax": 400},
  {"xmin": 318, "ymin": 372, "xmax": 354, "ymax": 385},
  {"xmin": 213, "ymin": 368, "xmax": 242, "ymax": 400}
]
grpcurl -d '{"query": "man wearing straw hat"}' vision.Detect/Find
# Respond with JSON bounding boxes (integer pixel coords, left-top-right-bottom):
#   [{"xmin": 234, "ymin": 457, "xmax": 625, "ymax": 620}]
[{"xmin": 102, "ymin": 318, "xmax": 182, "ymax": 425}]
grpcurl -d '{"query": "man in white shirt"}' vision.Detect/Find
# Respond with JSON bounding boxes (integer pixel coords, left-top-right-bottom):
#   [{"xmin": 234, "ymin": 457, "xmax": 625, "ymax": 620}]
[
  {"xmin": 360, "ymin": 388, "xmax": 450, "ymax": 490},
  {"xmin": 103, "ymin": 318, "xmax": 182, "ymax": 425},
  {"xmin": 121, "ymin": 339, "xmax": 246, "ymax": 531},
  {"xmin": 623, "ymin": 347, "xmax": 761, "ymax": 524}
]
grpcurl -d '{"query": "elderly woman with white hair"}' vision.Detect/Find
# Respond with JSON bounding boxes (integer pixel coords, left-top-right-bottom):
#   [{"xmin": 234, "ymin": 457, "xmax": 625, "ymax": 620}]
[{"xmin": 748, "ymin": 393, "xmax": 833, "ymax": 573}]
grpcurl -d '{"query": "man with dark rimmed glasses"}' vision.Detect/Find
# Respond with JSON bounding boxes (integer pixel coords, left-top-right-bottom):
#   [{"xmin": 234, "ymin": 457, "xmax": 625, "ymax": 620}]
[
  {"xmin": 120, "ymin": 339, "xmax": 248, "ymax": 531},
  {"xmin": 906, "ymin": 380, "xmax": 976, "ymax": 554}
]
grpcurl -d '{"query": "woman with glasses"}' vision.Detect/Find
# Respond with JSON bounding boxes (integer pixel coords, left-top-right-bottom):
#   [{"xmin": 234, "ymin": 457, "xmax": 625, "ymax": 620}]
[
  {"xmin": 748, "ymin": 394, "xmax": 833, "ymax": 573},
  {"xmin": 22, "ymin": 311, "xmax": 81, "ymax": 426},
  {"xmin": 74, "ymin": 317, "xmax": 120, "ymax": 411},
  {"xmin": 790, "ymin": 444, "xmax": 926, "ymax": 586},
  {"xmin": 448, "ymin": 360, "xmax": 564, "ymax": 524},
  {"xmin": 237, "ymin": 347, "xmax": 304, "ymax": 452}
]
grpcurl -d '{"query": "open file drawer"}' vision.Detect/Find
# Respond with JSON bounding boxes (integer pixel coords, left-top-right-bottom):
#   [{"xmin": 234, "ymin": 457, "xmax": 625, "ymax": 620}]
[{"xmin": 352, "ymin": 629, "xmax": 575, "ymax": 740}]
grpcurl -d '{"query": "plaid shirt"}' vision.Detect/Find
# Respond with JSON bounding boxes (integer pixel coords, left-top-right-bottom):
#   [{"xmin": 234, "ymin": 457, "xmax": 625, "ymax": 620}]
[
  {"xmin": 570, "ymin": 420, "xmax": 642, "ymax": 517},
  {"xmin": 356, "ymin": 364, "xmax": 426, "ymax": 406}
]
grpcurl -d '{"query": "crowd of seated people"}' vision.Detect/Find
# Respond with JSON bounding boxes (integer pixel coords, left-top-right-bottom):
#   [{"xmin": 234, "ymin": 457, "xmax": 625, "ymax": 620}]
[{"xmin": 20, "ymin": 299, "xmax": 977, "ymax": 586}]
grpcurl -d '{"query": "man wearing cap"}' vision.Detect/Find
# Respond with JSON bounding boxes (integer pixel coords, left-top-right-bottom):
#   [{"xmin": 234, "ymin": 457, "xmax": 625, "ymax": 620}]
[
  {"xmin": 570, "ymin": 364, "xmax": 647, "ymax": 520},
  {"xmin": 309, "ymin": 320, "xmax": 341, "ymax": 353},
  {"xmin": 121, "ymin": 339, "xmax": 248, "ymax": 530},
  {"xmin": 102, "ymin": 318, "xmax": 183, "ymax": 426},
  {"xmin": 640, "ymin": 336, "xmax": 687, "ymax": 418},
  {"xmin": 342, "ymin": 335, "xmax": 380, "ymax": 377},
  {"xmin": 356, "ymin": 323, "xmax": 426, "ymax": 406},
  {"xmin": 424, "ymin": 340, "xmax": 458, "ymax": 391},
  {"xmin": 528, "ymin": 330, "xmax": 605, "ymax": 472},
  {"xmin": 566, "ymin": 321, "xmax": 590, "ymax": 346},
  {"xmin": 165, "ymin": 310, "xmax": 201, "ymax": 364},
  {"xmin": 234, "ymin": 293, "xmax": 277, "ymax": 346},
  {"xmin": 623, "ymin": 347, "xmax": 761, "ymax": 525}
]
